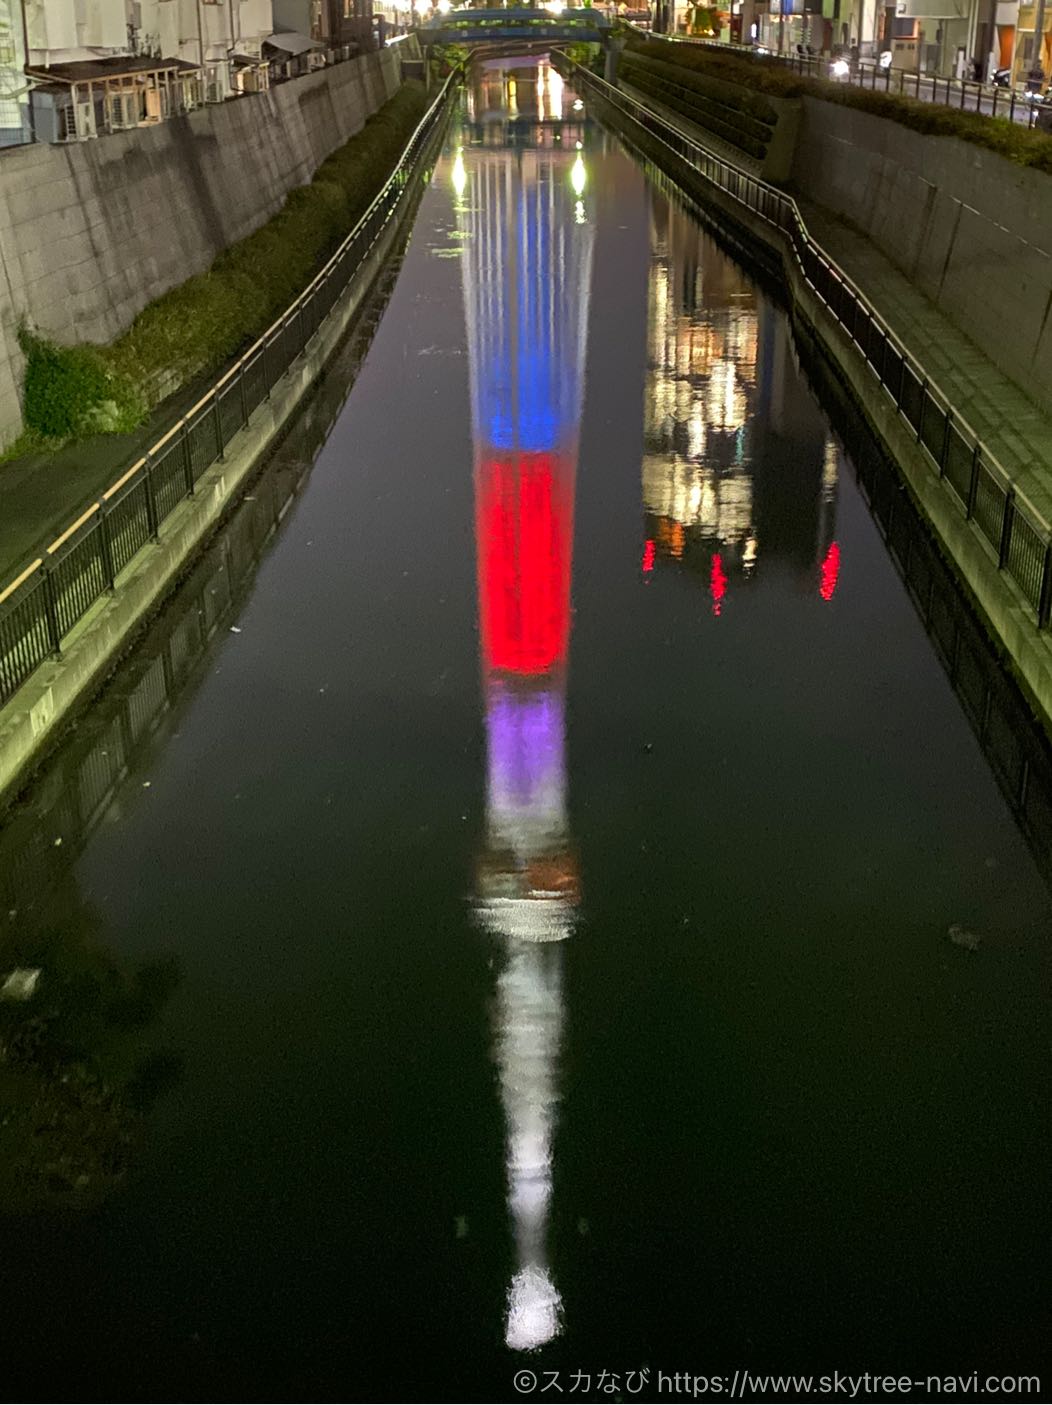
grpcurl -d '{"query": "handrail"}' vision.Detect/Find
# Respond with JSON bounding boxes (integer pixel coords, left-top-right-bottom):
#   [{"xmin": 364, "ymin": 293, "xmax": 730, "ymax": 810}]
[
  {"xmin": 560, "ymin": 55, "xmax": 1052, "ymax": 623},
  {"xmin": 0, "ymin": 70, "xmax": 459, "ymax": 708}
]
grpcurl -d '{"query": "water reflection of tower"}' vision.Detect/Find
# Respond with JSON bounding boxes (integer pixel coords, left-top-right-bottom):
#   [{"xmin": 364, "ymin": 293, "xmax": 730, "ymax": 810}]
[
  {"xmin": 456, "ymin": 63, "xmax": 594, "ymax": 1353},
  {"xmin": 641, "ymin": 195, "xmax": 840, "ymax": 608}
]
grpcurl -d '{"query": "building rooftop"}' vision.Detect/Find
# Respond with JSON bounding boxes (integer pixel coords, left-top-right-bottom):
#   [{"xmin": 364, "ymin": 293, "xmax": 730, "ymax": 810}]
[{"xmin": 25, "ymin": 55, "xmax": 201, "ymax": 85}]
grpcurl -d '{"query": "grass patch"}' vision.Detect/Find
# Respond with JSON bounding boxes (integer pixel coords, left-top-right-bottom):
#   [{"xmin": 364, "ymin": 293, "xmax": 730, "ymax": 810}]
[
  {"xmin": 622, "ymin": 32, "xmax": 1052, "ymax": 173},
  {"xmin": 20, "ymin": 81, "xmax": 429, "ymax": 444}
]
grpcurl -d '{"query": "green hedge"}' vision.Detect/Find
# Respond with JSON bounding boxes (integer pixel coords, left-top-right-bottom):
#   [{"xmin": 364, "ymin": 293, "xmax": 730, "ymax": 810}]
[
  {"xmin": 625, "ymin": 44, "xmax": 776, "ymax": 125},
  {"xmin": 22, "ymin": 81, "xmax": 428, "ymax": 442},
  {"xmin": 621, "ymin": 50, "xmax": 773, "ymax": 158},
  {"xmin": 107, "ymin": 80, "xmax": 428, "ymax": 395},
  {"xmin": 623, "ymin": 33, "xmax": 1052, "ymax": 173}
]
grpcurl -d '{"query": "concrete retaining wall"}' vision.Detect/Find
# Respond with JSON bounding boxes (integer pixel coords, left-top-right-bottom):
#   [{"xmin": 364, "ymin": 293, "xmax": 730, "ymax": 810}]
[
  {"xmin": 0, "ymin": 85, "xmax": 449, "ymax": 804},
  {"xmin": 0, "ymin": 47, "xmax": 406, "ymax": 448},
  {"xmin": 791, "ymin": 98, "xmax": 1052, "ymax": 408}
]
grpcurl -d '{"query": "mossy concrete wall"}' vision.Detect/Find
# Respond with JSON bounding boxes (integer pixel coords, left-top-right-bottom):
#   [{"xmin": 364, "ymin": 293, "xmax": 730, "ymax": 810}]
[{"xmin": 0, "ymin": 46, "xmax": 413, "ymax": 450}]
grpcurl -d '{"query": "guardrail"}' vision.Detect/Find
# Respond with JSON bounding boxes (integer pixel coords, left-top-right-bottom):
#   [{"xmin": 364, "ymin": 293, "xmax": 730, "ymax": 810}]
[
  {"xmin": 0, "ymin": 72, "xmax": 456, "ymax": 712},
  {"xmin": 561, "ymin": 57, "xmax": 1052, "ymax": 630},
  {"xmin": 629, "ymin": 28, "xmax": 1046, "ymax": 129}
]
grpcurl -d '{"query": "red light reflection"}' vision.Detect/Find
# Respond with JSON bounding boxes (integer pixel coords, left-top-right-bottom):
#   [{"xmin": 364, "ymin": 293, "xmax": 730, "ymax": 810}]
[
  {"xmin": 819, "ymin": 541, "xmax": 841, "ymax": 602},
  {"xmin": 710, "ymin": 553, "xmax": 727, "ymax": 617},
  {"xmin": 476, "ymin": 452, "xmax": 573, "ymax": 676}
]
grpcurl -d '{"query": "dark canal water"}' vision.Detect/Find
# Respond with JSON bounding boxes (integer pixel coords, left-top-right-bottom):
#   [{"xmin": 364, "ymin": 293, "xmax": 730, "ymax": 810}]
[{"xmin": 0, "ymin": 59, "xmax": 1049, "ymax": 1403}]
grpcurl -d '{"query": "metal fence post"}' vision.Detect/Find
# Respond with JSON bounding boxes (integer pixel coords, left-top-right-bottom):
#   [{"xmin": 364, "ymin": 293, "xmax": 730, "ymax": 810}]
[
  {"xmin": 99, "ymin": 505, "xmax": 116, "ymax": 590},
  {"xmin": 182, "ymin": 427, "xmax": 194, "ymax": 495},
  {"xmin": 144, "ymin": 456, "xmax": 160, "ymax": 541},
  {"xmin": 938, "ymin": 412, "xmax": 952, "ymax": 477},
  {"xmin": 213, "ymin": 392, "xmax": 224, "ymax": 462},
  {"xmin": 999, "ymin": 490, "xmax": 1016, "ymax": 569},
  {"xmin": 1038, "ymin": 545, "xmax": 1052, "ymax": 627},
  {"xmin": 41, "ymin": 564, "xmax": 62, "ymax": 657},
  {"xmin": 916, "ymin": 379, "xmax": 928, "ymax": 444},
  {"xmin": 239, "ymin": 361, "xmax": 249, "ymax": 428},
  {"xmin": 966, "ymin": 444, "xmax": 981, "ymax": 519}
]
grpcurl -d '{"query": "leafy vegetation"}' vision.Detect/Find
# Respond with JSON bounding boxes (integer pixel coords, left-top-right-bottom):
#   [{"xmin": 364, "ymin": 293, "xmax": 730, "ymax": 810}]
[
  {"xmin": 565, "ymin": 41, "xmax": 604, "ymax": 75},
  {"xmin": 20, "ymin": 81, "xmax": 429, "ymax": 443},
  {"xmin": 19, "ymin": 330, "xmax": 143, "ymax": 440},
  {"xmin": 429, "ymin": 43, "xmax": 470, "ymax": 77},
  {"xmin": 622, "ymin": 32, "xmax": 1052, "ymax": 173}
]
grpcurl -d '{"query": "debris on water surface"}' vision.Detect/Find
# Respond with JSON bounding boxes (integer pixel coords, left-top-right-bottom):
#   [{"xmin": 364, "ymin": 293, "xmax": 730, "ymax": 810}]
[
  {"xmin": 229, "ymin": 626, "xmax": 241, "ymax": 634},
  {"xmin": 1, "ymin": 967, "xmax": 41, "ymax": 1001},
  {"xmin": 948, "ymin": 924, "xmax": 981, "ymax": 952}
]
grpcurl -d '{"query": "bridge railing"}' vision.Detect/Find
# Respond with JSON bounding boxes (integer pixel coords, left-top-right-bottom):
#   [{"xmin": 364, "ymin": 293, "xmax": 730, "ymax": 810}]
[
  {"xmin": 420, "ymin": 8, "xmax": 610, "ymax": 40},
  {"xmin": 560, "ymin": 55, "xmax": 1052, "ymax": 632},
  {"xmin": 0, "ymin": 72, "xmax": 458, "ymax": 712}
]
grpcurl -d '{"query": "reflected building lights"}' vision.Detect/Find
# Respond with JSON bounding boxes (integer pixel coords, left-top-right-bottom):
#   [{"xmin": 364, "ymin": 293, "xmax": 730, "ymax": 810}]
[
  {"xmin": 641, "ymin": 194, "xmax": 841, "ymax": 605},
  {"xmin": 642, "ymin": 198, "xmax": 759, "ymax": 599},
  {"xmin": 458, "ymin": 62, "xmax": 593, "ymax": 1351}
]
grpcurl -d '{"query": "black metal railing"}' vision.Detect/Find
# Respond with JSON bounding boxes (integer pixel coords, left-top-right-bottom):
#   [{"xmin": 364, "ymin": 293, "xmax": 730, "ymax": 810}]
[
  {"xmin": 562, "ymin": 58, "xmax": 1052, "ymax": 630},
  {"xmin": 630, "ymin": 28, "xmax": 1046, "ymax": 130},
  {"xmin": 0, "ymin": 72, "xmax": 456, "ymax": 711}
]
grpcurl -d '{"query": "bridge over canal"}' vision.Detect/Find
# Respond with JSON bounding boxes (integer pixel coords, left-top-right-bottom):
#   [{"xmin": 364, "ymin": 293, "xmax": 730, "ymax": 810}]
[{"xmin": 417, "ymin": 6, "xmax": 610, "ymax": 46}]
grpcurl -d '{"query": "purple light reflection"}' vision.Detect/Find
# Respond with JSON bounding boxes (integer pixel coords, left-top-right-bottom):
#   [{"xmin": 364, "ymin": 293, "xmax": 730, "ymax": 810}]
[{"xmin": 486, "ymin": 684, "xmax": 566, "ymax": 818}]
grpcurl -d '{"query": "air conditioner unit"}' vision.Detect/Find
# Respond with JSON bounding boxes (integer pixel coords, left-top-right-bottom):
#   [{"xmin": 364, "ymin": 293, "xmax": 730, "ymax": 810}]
[
  {"xmin": 109, "ymin": 92, "xmax": 140, "ymax": 128},
  {"xmin": 75, "ymin": 100, "xmax": 96, "ymax": 138}
]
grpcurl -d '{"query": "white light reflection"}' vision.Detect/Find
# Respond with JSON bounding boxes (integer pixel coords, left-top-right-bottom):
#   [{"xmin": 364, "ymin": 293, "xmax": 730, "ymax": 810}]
[
  {"xmin": 547, "ymin": 64, "xmax": 564, "ymax": 120},
  {"xmin": 570, "ymin": 150, "xmax": 586, "ymax": 197},
  {"xmin": 451, "ymin": 146, "xmax": 467, "ymax": 199}
]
